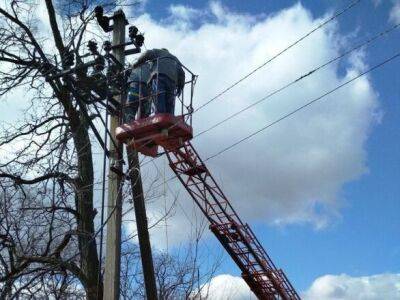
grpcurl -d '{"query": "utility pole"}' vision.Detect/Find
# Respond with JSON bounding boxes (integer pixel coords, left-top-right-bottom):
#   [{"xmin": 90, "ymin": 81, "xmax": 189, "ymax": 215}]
[
  {"xmin": 127, "ymin": 148, "xmax": 158, "ymax": 299},
  {"xmin": 104, "ymin": 9, "xmax": 126, "ymax": 300},
  {"xmin": 103, "ymin": 8, "xmax": 158, "ymax": 300}
]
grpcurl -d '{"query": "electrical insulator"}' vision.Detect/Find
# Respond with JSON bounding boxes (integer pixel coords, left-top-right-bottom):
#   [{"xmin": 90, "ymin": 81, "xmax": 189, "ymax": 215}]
[
  {"xmin": 103, "ymin": 41, "xmax": 112, "ymax": 53},
  {"xmin": 94, "ymin": 6, "xmax": 103, "ymax": 17},
  {"xmin": 129, "ymin": 26, "xmax": 138, "ymax": 41},
  {"xmin": 88, "ymin": 40, "xmax": 98, "ymax": 55},
  {"xmin": 95, "ymin": 6, "xmax": 112, "ymax": 32},
  {"xmin": 135, "ymin": 34, "xmax": 144, "ymax": 47}
]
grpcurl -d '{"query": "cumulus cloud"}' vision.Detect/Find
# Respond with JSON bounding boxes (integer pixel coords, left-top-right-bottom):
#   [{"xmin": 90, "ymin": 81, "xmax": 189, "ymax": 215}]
[
  {"xmin": 303, "ymin": 273, "xmax": 400, "ymax": 300},
  {"xmin": 169, "ymin": 4, "xmax": 203, "ymax": 22},
  {"xmin": 197, "ymin": 274, "xmax": 256, "ymax": 300},
  {"xmin": 122, "ymin": 1, "xmax": 380, "ymax": 247},
  {"xmin": 196, "ymin": 273, "xmax": 400, "ymax": 300}
]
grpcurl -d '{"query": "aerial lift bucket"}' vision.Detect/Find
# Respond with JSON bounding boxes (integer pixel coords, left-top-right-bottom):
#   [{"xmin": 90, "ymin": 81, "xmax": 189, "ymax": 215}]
[{"xmin": 115, "ymin": 113, "xmax": 193, "ymax": 157}]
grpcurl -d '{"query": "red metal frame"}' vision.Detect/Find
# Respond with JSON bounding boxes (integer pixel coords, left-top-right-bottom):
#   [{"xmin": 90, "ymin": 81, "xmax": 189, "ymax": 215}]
[
  {"xmin": 116, "ymin": 114, "xmax": 192, "ymax": 157},
  {"xmin": 166, "ymin": 141, "xmax": 300, "ymax": 300}
]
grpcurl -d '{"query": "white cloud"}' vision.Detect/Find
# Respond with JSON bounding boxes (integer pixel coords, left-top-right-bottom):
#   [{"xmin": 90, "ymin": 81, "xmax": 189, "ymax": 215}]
[
  {"xmin": 197, "ymin": 274, "xmax": 256, "ymax": 300},
  {"xmin": 123, "ymin": 0, "xmax": 380, "ymax": 247},
  {"xmin": 390, "ymin": 0, "xmax": 400, "ymax": 23},
  {"xmin": 198, "ymin": 273, "xmax": 400, "ymax": 300},
  {"xmin": 303, "ymin": 273, "xmax": 400, "ymax": 300},
  {"xmin": 169, "ymin": 4, "xmax": 202, "ymax": 22}
]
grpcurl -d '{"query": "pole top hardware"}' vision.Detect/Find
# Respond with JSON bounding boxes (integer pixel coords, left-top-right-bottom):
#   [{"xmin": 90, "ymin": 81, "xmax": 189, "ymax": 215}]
[
  {"xmin": 95, "ymin": 6, "xmax": 143, "ymax": 56},
  {"xmin": 113, "ymin": 9, "xmax": 129, "ymax": 24},
  {"xmin": 95, "ymin": 6, "xmax": 128, "ymax": 33},
  {"xmin": 95, "ymin": 6, "xmax": 112, "ymax": 32}
]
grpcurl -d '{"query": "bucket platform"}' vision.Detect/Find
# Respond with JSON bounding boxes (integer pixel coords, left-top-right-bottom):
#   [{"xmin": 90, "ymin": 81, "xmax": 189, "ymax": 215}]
[{"xmin": 116, "ymin": 113, "xmax": 193, "ymax": 157}]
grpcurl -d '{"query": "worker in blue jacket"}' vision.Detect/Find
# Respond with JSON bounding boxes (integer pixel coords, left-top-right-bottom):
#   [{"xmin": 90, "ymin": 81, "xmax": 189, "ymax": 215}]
[
  {"xmin": 126, "ymin": 62, "xmax": 151, "ymax": 122},
  {"xmin": 133, "ymin": 48, "xmax": 185, "ymax": 115}
]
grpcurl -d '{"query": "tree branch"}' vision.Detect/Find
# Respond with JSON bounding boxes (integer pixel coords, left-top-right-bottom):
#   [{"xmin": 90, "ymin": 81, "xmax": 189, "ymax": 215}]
[
  {"xmin": 0, "ymin": 172, "xmax": 74, "ymax": 185},
  {"xmin": 44, "ymin": 0, "xmax": 65, "ymax": 58},
  {"xmin": 0, "ymin": 7, "xmax": 47, "ymax": 62}
]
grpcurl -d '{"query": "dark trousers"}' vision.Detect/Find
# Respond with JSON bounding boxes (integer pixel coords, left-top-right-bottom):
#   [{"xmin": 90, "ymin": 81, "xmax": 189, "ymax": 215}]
[
  {"xmin": 126, "ymin": 82, "xmax": 150, "ymax": 122},
  {"xmin": 151, "ymin": 74, "xmax": 176, "ymax": 114}
]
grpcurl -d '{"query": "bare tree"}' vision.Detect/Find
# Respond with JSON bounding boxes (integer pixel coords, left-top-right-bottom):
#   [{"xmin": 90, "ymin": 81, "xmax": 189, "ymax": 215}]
[
  {"xmin": 0, "ymin": 1, "xmax": 219, "ymax": 299},
  {"xmin": 0, "ymin": 183, "xmax": 86, "ymax": 299},
  {"xmin": 119, "ymin": 223, "xmax": 222, "ymax": 300},
  {"xmin": 0, "ymin": 0, "xmax": 104, "ymax": 298}
]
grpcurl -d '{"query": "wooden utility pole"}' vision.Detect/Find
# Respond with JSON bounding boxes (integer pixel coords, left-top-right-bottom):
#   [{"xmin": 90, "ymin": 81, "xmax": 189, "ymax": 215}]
[
  {"xmin": 127, "ymin": 148, "xmax": 158, "ymax": 300},
  {"xmin": 104, "ymin": 10, "xmax": 126, "ymax": 300},
  {"xmin": 103, "ymin": 8, "xmax": 158, "ymax": 300}
]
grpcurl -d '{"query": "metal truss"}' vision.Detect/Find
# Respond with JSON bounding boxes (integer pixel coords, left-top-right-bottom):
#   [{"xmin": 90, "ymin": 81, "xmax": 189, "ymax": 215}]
[{"xmin": 166, "ymin": 141, "xmax": 300, "ymax": 300}]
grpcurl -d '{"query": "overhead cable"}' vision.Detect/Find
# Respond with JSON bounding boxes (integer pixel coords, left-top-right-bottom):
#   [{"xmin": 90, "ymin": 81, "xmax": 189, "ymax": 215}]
[
  {"xmin": 113, "ymin": 0, "xmax": 362, "ymax": 169},
  {"xmin": 140, "ymin": 21, "xmax": 399, "ymax": 167},
  {"xmin": 195, "ymin": 0, "xmax": 362, "ymax": 112},
  {"xmin": 195, "ymin": 22, "xmax": 400, "ymax": 139},
  {"xmin": 204, "ymin": 50, "xmax": 400, "ymax": 161},
  {"xmin": 144, "ymin": 49, "xmax": 400, "ymax": 190}
]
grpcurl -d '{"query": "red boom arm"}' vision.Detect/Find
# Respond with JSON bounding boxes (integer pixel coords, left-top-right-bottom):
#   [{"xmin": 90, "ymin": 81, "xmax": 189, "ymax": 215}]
[{"xmin": 166, "ymin": 141, "xmax": 300, "ymax": 300}]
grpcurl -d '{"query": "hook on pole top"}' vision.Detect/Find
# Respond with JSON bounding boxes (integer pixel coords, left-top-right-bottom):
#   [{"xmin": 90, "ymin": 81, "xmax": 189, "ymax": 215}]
[
  {"xmin": 113, "ymin": 9, "xmax": 129, "ymax": 25},
  {"xmin": 95, "ymin": 6, "xmax": 128, "ymax": 33}
]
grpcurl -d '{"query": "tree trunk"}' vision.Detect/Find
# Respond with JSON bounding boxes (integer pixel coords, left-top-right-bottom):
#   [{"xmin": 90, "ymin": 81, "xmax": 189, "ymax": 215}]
[{"xmin": 60, "ymin": 88, "xmax": 102, "ymax": 299}]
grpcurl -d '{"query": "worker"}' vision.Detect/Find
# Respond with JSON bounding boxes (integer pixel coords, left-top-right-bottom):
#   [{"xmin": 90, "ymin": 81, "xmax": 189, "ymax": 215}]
[
  {"xmin": 125, "ymin": 62, "xmax": 151, "ymax": 122},
  {"xmin": 133, "ymin": 48, "xmax": 185, "ymax": 115}
]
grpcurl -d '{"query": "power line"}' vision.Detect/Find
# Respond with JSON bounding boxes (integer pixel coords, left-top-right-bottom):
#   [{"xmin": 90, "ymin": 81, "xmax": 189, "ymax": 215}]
[
  {"xmin": 204, "ymin": 50, "xmax": 400, "ymax": 161},
  {"xmin": 47, "ymin": 17, "xmax": 397, "ymax": 213},
  {"xmin": 27, "ymin": 1, "xmax": 362, "ymax": 198},
  {"xmin": 60, "ymin": 0, "xmax": 365, "ymax": 235},
  {"xmin": 141, "ymin": 49, "xmax": 400, "ymax": 191},
  {"xmin": 83, "ymin": 24, "xmax": 398, "ymax": 213},
  {"xmin": 195, "ymin": 0, "xmax": 362, "ymax": 112},
  {"xmin": 121, "ymin": 0, "xmax": 362, "ymax": 160},
  {"xmin": 128, "ymin": 0, "xmax": 362, "ymax": 168},
  {"xmin": 195, "ymin": 22, "xmax": 400, "ymax": 139},
  {"xmin": 138, "ymin": 21, "xmax": 399, "ymax": 168}
]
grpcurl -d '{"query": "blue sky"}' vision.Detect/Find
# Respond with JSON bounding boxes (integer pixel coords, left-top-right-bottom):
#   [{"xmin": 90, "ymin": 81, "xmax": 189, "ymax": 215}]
[
  {"xmin": 132, "ymin": 0, "xmax": 400, "ymax": 296},
  {"xmin": 247, "ymin": 1, "xmax": 400, "ymax": 290}
]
